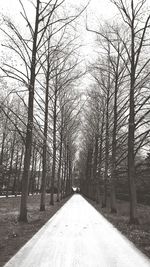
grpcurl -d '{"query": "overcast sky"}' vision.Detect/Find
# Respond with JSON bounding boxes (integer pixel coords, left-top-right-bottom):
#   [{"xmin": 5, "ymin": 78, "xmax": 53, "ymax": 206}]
[
  {"xmin": 0, "ymin": 0, "xmax": 117, "ymax": 63},
  {"xmin": 0, "ymin": 0, "xmax": 116, "ymax": 16}
]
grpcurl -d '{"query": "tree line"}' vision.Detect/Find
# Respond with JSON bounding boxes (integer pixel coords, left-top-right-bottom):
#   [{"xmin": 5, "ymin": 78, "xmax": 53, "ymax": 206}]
[
  {"xmin": 1, "ymin": 0, "xmax": 150, "ymax": 226},
  {"xmin": 79, "ymin": 0, "xmax": 150, "ymax": 224},
  {"xmin": 0, "ymin": 0, "xmax": 86, "ymax": 222}
]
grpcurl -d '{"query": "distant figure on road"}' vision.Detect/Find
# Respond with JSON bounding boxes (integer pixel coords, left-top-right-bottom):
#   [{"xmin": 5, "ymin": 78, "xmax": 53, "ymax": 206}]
[{"xmin": 72, "ymin": 187, "xmax": 80, "ymax": 193}]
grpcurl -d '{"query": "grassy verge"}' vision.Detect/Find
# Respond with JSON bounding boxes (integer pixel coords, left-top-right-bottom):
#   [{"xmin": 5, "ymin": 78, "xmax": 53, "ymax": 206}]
[
  {"xmin": 0, "ymin": 194, "xmax": 69, "ymax": 267},
  {"xmin": 88, "ymin": 198, "xmax": 150, "ymax": 259}
]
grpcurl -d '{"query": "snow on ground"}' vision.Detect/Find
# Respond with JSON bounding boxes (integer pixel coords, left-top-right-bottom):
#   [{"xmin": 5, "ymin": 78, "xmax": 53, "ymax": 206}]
[{"xmin": 4, "ymin": 194, "xmax": 150, "ymax": 267}]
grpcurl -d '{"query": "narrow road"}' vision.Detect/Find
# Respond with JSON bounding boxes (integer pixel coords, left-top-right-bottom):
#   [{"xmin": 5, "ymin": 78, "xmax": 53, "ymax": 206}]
[{"xmin": 4, "ymin": 194, "xmax": 150, "ymax": 267}]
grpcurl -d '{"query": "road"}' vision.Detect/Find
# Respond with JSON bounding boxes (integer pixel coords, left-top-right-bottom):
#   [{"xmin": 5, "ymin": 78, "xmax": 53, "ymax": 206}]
[{"xmin": 4, "ymin": 194, "xmax": 150, "ymax": 267}]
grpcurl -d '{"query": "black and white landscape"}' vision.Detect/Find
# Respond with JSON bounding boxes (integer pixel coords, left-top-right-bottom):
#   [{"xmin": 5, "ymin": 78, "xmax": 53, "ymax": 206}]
[{"xmin": 0, "ymin": 0, "xmax": 150, "ymax": 266}]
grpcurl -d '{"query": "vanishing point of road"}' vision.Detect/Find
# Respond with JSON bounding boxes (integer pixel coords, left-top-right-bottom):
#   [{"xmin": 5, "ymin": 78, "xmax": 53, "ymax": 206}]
[{"xmin": 4, "ymin": 194, "xmax": 150, "ymax": 267}]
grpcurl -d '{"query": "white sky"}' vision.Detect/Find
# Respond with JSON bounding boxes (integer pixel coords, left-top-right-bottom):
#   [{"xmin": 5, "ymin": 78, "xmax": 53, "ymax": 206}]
[
  {"xmin": 0, "ymin": 0, "xmax": 116, "ymax": 17},
  {"xmin": 0, "ymin": 0, "xmax": 117, "ymax": 48},
  {"xmin": 0, "ymin": 0, "xmax": 117, "ymax": 52}
]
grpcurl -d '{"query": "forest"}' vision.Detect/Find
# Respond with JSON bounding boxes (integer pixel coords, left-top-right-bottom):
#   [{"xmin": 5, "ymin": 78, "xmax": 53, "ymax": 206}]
[{"xmin": 0, "ymin": 0, "xmax": 150, "ymax": 228}]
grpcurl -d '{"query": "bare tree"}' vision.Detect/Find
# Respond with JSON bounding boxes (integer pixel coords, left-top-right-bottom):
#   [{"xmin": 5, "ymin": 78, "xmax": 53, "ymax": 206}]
[{"xmin": 111, "ymin": 0, "xmax": 150, "ymax": 223}]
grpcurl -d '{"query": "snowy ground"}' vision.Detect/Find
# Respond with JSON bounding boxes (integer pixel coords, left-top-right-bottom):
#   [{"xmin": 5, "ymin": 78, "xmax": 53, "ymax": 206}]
[{"xmin": 4, "ymin": 194, "xmax": 150, "ymax": 267}]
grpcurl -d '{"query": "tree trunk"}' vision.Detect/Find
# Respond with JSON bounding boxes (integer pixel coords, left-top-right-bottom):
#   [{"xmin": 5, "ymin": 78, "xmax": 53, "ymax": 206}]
[
  {"xmin": 97, "ymin": 109, "xmax": 105, "ymax": 204},
  {"xmin": 40, "ymin": 58, "xmax": 50, "ymax": 211},
  {"xmin": 38, "ymin": 156, "xmax": 42, "ymax": 192},
  {"xmin": 93, "ymin": 134, "xmax": 98, "ymax": 202},
  {"xmin": 102, "ymin": 48, "xmax": 110, "ymax": 208},
  {"xmin": 60, "ymin": 160, "xmax": 64, "ymax": 200},
  {"xmin": 19, "ymin": 0, "xmax": 40, "ymax": 222},
  {"xmin": 50, "ymin": 90, "xmax": 57, "ymax": 205},
  {"xmin": 103, "ymin": 88, "xmax": 109, "ymax": 208},
  {"xmin": 110, "ymin": 67, "xmax": 119, "ymax": 213},
  {"xmin": 128, "ymin": 14, "xmax": 138, "ymax": 224},
  {"xmin": 57, "ymin": 130, "xmax": 63, "ymax": 202},
  {"xmin": 62, "ymin": 147, "xmax": 67, "ymax": 199}
]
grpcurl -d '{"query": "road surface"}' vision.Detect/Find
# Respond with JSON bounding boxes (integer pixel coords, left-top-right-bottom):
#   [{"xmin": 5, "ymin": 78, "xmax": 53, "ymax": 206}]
[{"xmin": 4, "ymin": 194, "xmax": 150, "ymax": 267}]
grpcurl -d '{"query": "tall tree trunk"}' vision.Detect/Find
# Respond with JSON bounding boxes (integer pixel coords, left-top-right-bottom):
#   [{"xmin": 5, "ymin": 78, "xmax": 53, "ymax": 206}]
[
  {"xmin": 40, "ymin": 59, "xmax": 50, "ymax": 211},
  {"xmin": 97, "ymin": 109, "xmax": 105, "ymax": 204},
  {"xmin": 60, "ymin": 160, "xmax": 65, "ymax": 200},
  {"xmin": 50, "ymin": 90, "xmax": 57, "ymax": 205},
  {"xmin": 128, "ymin": 15, "xmax": 138, "ymax": 223},
  {"xmin": 57, "ymin": 128, "xmax": 63, "ymax": 202},
  {"xmin": 110, "ymin": 63, "xmax": 119, "ymax": 213},
  {"xmin": 103, "ymin": 47, "xmax": 110, "ymax": 208},
  {"xmin": 85, "ymin": 147, "xmax": 92, "ymax": 198},
  {"xmin": 68, "ymin": 157, "xmax": 73, "ymax": 195},
  {"xmin": 65, "ymin": 142, "xmax": 70, "ymax": 197},
  {"xmin": 62, "ymin": 146, "xmax": 67, "ymax": 199},
  {"xmin": 103, "ymin": 90, "xmax": 110, "ymax": 208},
  {"xmin": 93, "ymin": 134, "xmax": 98, "ymax": 202},
  {"xmin": 38, "ymin": 156, "xmax": 42, "ymax": 193},
  {"xmin": 34, "ymin": 148, "xmax": 38, "ymax": 192},
  {"xmin": 19, "ymin": 0, "xmax": 40, "ymax": 222}
]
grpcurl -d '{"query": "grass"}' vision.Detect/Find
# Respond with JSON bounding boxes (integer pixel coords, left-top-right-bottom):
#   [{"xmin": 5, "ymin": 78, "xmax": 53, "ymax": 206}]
[
  {"xmin": 88, "ymin": 197, "xmax": 150, "ymax": 259},
  {"xmin": 0, "ymin": 194, "xmax": 69, "ymax": 267}
]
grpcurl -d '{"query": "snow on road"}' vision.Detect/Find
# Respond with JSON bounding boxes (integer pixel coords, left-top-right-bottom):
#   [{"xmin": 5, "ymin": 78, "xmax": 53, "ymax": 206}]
[{"xmin": 4, "ymin": 194, "xmax": 150, "ymax": 267}]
